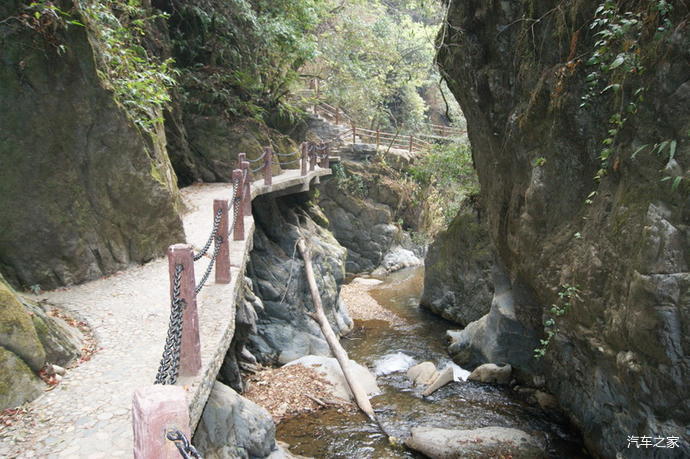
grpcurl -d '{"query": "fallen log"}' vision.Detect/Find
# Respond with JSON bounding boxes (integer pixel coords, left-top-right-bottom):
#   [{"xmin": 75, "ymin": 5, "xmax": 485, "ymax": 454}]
[{"xmin": 297, "ymin": 239, "xmax": 377, "ymax": 421}]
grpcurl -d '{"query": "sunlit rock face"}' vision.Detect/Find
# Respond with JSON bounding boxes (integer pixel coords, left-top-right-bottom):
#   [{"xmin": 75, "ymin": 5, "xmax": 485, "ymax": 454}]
[{"xmin": 437, "ymin": 1, "xmax": 689, "ymax": 456}]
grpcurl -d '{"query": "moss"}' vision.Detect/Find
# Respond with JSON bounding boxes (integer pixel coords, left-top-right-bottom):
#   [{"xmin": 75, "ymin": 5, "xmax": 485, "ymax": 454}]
[
  {"xmin": 0, "ymin": 276, "xmax": 45, "ymax": 371},
  {"xmin": 0, "ymin": 346, "xmax": 43, "ymax": 410}
]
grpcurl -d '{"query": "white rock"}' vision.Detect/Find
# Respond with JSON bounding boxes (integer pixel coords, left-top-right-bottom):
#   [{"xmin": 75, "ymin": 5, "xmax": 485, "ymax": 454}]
[
  {"xmin": 373, "ymin": 352, "xmax": 416, "ymax": 376},
  {"xmin": 468, "ymin": 363, "xmax": 512, "ymax": 385},
  {"xmin": 381, "ymin": 246, "xmax": 422, "ymax": 273},
  {"xmin": 407, "ymin": 362, "xmax": 438, "ymax": 386},
  {"xmin": 284, "ymin": 355, "xmax": 380, "ymax": 401},
  {"xmin": 406, "ymin": 426, "xmax": 544, "ymax": 458},
  {"xmin": 422, "ymin": 367, "xmax": 454, "ymax": 396}
]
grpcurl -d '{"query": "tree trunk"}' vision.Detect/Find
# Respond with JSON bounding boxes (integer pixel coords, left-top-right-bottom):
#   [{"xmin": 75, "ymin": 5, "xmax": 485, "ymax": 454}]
[{"xmin": 297, "ymin": 239, "xmax": 376, "ymax": 421}]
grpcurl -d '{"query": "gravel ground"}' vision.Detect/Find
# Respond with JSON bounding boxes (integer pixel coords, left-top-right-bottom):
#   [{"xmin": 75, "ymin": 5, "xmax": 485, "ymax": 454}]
[{"xmin": 341, "ymin": 277, "xmax": 406, "ymax": 326}]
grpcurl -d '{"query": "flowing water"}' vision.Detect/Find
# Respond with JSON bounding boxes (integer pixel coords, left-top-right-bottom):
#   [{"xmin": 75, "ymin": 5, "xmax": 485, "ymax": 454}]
[{"xmin": 277, "ymin": 267, "xmax": 587, "ymax": 458}]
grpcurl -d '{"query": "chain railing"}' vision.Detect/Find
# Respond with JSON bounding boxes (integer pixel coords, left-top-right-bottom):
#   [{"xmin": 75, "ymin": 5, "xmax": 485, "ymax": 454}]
[
  {"xmin": 135, "ymin": 142, "xmax": 334, "ymax": 459},
  {"xmin": 167, "ymin": 429, "xmax": 202, "ymax": 459}
]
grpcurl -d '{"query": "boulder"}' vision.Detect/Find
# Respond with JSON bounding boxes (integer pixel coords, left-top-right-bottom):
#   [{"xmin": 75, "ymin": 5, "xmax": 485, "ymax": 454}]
[
  {"xmin": 420, "ymin": 201, "xmax": 494, "ymax": 327},
  {"xmin": 0, "ymin": 347, "xmax": 44, "ymax": 410},
  {"xmin": 247, "ymin": 195, "xmax": 353, "ymax": 366},
  {"xmin": 448, "ymin": 265, "xmax": 539, "ymax": 372},
  {"xmin": 373, "ymin": 352, "xmax": 416, "ymax": 376},
  {"xmin": 193, "ymin": 381, "xmax": 278, "ymax": 459},
  {"xmin": 25, "ymin": 301, "xmax": 82, "ymax": 367},
  {"xmin": 407, "ymin": 362, "xmax": 438, "ymax": 386},
  {"xmin": 380, "ymin": 246, "xmax": 422, "ymax": 273},
  {"xmin": 285, "ymin": 355, "xmax": 380, "ymax": 401},
  {"xmin": 0, "ymin": 277, "xmax": 45, "ymax": 371},
  {"xmin": 534, "ymin": 390, "xmax": 559, "ymax": 411},
  {"xmin": 405, "ymin": 426, "xmax": 544, "ymax": 458},
  {"xmin": 422, "ymin": 366, "xmax": 455, "ymax": 396},
  {"xmin": 468, "ymin": 363, "xmax": 512, "ymax": 385}
]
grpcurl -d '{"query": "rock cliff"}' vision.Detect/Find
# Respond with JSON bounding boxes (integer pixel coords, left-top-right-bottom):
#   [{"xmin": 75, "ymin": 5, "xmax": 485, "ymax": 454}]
[
  {"xmin": 0, "ymin": 0, "xmax": 184, "ymax": 289},
  {"xmin": 245, "ymin": 193, "xmax": 353, "ymax": 365},
  {"xmin": 437, "ymin": 1, "xmax": 689, "ymax": 457},
  {"xmin": 420, "ymin": 198, "xmax": 493, "ymax": 326}
]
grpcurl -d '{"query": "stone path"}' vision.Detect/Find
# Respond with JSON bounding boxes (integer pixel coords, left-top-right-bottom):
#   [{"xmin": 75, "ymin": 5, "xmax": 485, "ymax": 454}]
[{"xmin": 0, "ymin": 168, "xmax": 330, "ymax": 458}]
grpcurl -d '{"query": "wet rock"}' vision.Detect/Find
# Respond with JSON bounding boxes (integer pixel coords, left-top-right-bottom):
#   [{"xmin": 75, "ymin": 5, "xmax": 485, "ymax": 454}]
[
  {"xmin": 534, "ymin": 391, "xmax": 559, "ymax": 411},
  {"xmin": 406, "ymin": 426, "xmax": 544, "ymax": 458},
  {"xmin": 468, "ymin": 363, "xmax": 512, "ymax": 385},
  {"xmin": 422, "ymin": 366, "xmax": 455, "ymax": 396},
  {"xmin": 0, "ymin": 347, "xmax": 43, "ymax": 410},
  {"xmin": 407, "ymin": 362, "xmax": 438, "ymax": 386},
  {"xmin": 285, "ymin": 355, "xmax": 380, "ymax": 401},
  {"xmin": 193, "ymin": 381, "xmax": 279, "ymax": 459},
  {"xmin": 448, "ymin": 265, "xmax": 539, "ymax": 372},
  {"xmin": 421, "ymin": 201, "xmax": 494, "ymax": 326}
]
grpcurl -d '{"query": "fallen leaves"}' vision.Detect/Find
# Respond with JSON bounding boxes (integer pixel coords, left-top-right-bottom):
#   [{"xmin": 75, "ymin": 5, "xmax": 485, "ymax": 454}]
[{"xmin": 243, "ymin": 364, "xmax": 353, "ymax": 423}]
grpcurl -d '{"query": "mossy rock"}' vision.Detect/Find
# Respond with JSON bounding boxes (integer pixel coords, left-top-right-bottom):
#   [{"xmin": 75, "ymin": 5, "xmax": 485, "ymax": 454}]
[
  {"xmin": 26, "ymin": 301, "xmax": 82, "ymax": 367},
  {"xmin": 183, "ymin": 115, "xmax": 299, "ymax": 182},
  {"xmin": 0, "ymin": 276, "xmax": 45, "ymax": 371},
  {"xmin": 0, "ymin": 346, "xmax": 43, "ymax": 410}
]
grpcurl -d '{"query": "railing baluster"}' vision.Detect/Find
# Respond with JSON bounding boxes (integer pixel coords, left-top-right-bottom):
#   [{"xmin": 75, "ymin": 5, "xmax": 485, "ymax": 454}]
[
  {"xmin": 133, "ymin": 386, "xmax": 191, "ymax": 459},
  {"xmin": 214, "ymin": 199, "xmax": 230, "ymax": 284},
  {"xmin": 301, "ymin": 142, "xmax": 308, "ymax": 176},
  {"xmin": 233, "ymin": 169, "xmax": 245, "ymax": 241},
  {"xmin": 167, "ymin": 244, "xmax": 200, "ymax": 377},
  {"xmin": 264, "ymin": 146, "xmax": 273, "ymax": 186}
]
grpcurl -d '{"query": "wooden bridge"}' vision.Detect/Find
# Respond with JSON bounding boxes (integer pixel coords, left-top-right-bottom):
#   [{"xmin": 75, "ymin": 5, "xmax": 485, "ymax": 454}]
[{"xmin": 0, "ymin": 144, "xmax": 333, "ymax": 458}]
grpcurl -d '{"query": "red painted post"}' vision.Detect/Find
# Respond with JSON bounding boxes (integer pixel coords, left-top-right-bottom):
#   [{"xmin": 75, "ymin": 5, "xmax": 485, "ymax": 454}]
[
  {"xmin": 132, "ymin": 385, "xmax": 190, "ymax": 459},
  {"xmin": 409, "ymin": 135, "xmax": 413, "ymax": 152},
  {"xmin": 323, "ymin": 145, "xmax": 331, "ymax": 169},
  {"xmin": 376, "ymin": 129, "xmax": 380, "ymax": 150},
  {"xmin": 237, "ymin": 152, "xmax": 246, "ymax": 170},
  {"xmin": 232, "ymin": 169, "xmax": 244, "ymax": 241},
  {"xmin": 241, "ymin": 160, "xmax": 252, "ymax": 216},
  {"xmin": 264, "ymin": 147, "xmax": 273, "ymax": 186},
  {"xmin": 301, "ymin": 143, "xmax": 308, "ymax": 176},
  {"xmin": 214, "ymin": 199, "xmax": 230, "ymax": 284},
  {"xmin": 309, "ymin": 146, "xmax": 316, "ymax": 172},
  {"xmin": 167, "ymin": 244, "xmax": 200, "ymax": 377}
]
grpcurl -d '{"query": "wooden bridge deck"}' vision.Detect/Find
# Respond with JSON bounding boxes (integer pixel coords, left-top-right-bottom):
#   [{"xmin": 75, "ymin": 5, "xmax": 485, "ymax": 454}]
[{"xmin": 0, "ymin": 167, "xmax": 330, "ymax": 458}]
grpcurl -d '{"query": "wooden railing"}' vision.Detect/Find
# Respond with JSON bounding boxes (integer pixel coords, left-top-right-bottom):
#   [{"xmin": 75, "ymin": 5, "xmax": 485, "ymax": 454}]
[{"xmin": 295, "ymin": 78, "xmax": 466, "ymax": 152}]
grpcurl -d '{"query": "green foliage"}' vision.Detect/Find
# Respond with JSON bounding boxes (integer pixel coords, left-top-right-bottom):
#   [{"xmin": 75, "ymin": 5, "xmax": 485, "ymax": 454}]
[
  {"xmin": 332, "ymin": 163, "xmax": 368, "ymax": 198},
  {"xmin": 581, "ymin": 1, "xmax": 675, "ymax": 185},
  {"xmin": 307, "ymin": 0, "xmax": 458, "ymax": 132},
  {"xmin": 408, "ymin": 142, "xmax": 478, "ymax": 226},
  {"xmin": 168, "ymin": 0, "xmax": 327, "ymax": 119},
  {"xmin": 76, "ymin": 0, "xmax": 177, "ymax": 133},
  {"xmin": 534, "ymin": 285, "xmax": 581, "ymax": 358}
]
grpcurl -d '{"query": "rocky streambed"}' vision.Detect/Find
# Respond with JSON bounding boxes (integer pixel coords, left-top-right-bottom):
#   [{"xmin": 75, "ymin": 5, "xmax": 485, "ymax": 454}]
[{"xmin": 276, "ymin": 267, "xmax": 588, "ymax": 458}]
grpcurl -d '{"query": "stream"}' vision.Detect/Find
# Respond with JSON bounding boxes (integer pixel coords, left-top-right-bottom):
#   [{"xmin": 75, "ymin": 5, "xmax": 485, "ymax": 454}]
[{"xmin": 277, "ymin": 266, "xmax": 587, "ymax": 458}]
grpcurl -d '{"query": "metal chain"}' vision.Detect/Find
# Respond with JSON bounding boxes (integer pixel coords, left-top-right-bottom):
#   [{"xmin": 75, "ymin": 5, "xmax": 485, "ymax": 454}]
[
  {"xmin": 166, "ymin": 429, "xmax": 202, "ymax": 459},
  {"xmin": 229, "ymin": 180, "xmax": 240, "ymax": 237},
  {"xmin": 194, "ymin": 234, "xmax": 222, "ymax": 295},
  {"xmin": 279, "ymin": 158, "xmax": 301, "ymax": 165},
  {"xmin": 245, "ymin": 152, "xmax": 266, "ymax": 163},
  {"xmin": 154, "ymin": 265, "xmax": 185, "ymax": 385},
  {"xmin": 193, "ymin": 208, "xmax": 223, "ymax": 261},
  {"xmin": 251, "ymin": 164, "xmax": 264, "ymax": 174},
  {"xmin": 275, "ymin": 151, "xmax": 298, "ymax": 157}
]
